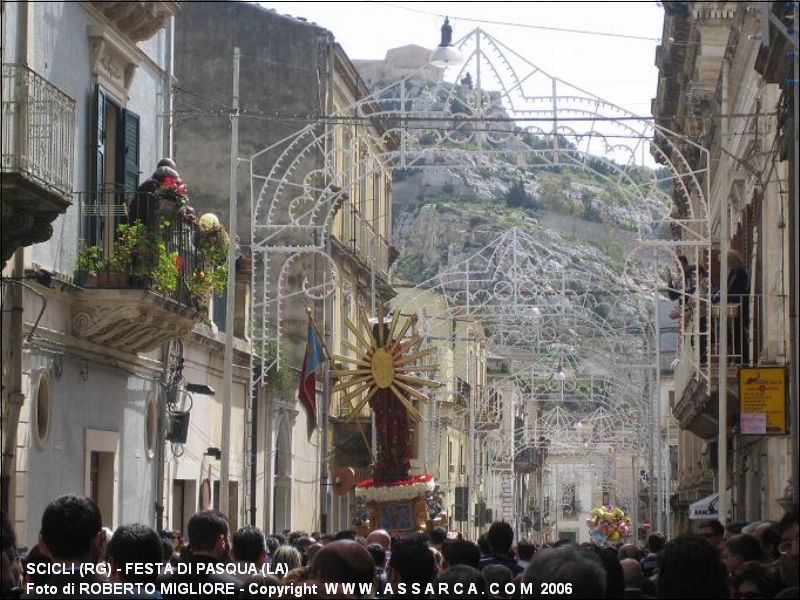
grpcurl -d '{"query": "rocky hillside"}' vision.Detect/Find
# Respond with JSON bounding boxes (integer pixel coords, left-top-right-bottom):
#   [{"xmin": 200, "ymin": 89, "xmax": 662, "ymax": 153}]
[
  {"xmin": 389, "ymin": 149, "xmax": 668, "ymax": 284},
  {"xmin": 363, "ymin": 75, "xmax": 670, "ymax": 284}
]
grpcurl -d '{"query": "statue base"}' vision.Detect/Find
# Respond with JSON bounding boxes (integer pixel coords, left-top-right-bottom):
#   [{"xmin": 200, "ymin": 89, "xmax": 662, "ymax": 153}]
[{"xmin": 352, "ymin": 473, "xmax": 447, "ymax": 535}]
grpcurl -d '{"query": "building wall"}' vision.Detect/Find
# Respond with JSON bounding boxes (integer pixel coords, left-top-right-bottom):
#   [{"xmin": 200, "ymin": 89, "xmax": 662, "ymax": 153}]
[{"xmin": 5, "ymin": 1, "xmax": 174, "ymax": 544}]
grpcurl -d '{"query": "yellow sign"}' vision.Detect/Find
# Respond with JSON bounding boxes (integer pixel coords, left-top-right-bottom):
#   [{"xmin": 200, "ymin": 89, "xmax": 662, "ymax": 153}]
[{"xmin": 739, "ymin": 367, "xmax": 787, "ymax": 435}]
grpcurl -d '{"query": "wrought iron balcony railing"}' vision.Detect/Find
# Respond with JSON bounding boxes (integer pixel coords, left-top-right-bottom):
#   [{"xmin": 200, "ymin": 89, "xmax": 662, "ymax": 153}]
[
  {"xmin": 1, "ymin": 63, "xmax": 75, "ymax": 199},
  {"xmin": 76, "ymin": 189, "xmax": 202, "ymax": 307},
  {"xmin": 673, "ymin": 293, "xmax": 765, "ymax": 400}
]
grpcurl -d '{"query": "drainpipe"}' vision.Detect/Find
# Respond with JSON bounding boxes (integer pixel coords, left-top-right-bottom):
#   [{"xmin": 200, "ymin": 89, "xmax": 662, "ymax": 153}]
[{"xmin": 1, "ymin": 251, "xmax": 25, "ymax": 512}]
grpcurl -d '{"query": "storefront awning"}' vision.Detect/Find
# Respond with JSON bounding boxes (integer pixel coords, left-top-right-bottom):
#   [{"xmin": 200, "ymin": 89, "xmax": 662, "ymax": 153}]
[{"xmin": 689, "ymin": 491, "xmax": 731, "ymax": 520}]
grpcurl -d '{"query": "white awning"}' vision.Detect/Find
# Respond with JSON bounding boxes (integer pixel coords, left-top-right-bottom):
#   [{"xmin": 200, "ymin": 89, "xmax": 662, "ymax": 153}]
[{"xmin": 689, "ymin": 491, "xmax": 732, "ymax": 520}]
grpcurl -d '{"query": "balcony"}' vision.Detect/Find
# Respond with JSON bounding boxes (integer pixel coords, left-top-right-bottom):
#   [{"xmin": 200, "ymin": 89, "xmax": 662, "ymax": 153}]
[
  {"xmin": 71, "ymin": 190, "xmax": 224, "ymax": 354},
  {"xmin": 1, "ymin": 63, "xmax": 75, "ymax": 265},
  {"xmin": 91, "ymin": 1, "xmax": 178, "ymax": 43},
  {"xmin": 335, "ymin": 200, "xmax": 390, "ymax": 278},
  {"xmin": 672, "ymin": 294, "xmax": 763, "ymax": 438}
]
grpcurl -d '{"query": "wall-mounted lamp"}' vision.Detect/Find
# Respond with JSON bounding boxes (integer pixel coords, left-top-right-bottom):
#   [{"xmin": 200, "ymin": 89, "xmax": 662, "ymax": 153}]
[
  {"xmin": 205, "ymin": 447, "xmax": 222, "ymax": 460},
  {"xmin": 186, "ymin": 383, "xmax": 215, "ymax": 396}
]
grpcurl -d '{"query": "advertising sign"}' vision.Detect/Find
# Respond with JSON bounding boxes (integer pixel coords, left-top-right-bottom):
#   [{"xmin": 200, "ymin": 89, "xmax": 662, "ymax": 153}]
[{"xmin": 739, "ymin": 367, "xmax": 787, "ymax": 435}]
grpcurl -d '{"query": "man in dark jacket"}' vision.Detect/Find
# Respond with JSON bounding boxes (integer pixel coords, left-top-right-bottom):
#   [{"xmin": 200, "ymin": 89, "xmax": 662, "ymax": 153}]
[
  {"xmin": 158, "ymin": 511, "xmax": 240, "ymax": 599},
  {"xmin": 478, "ymin": 522, "xmax": 523, "ymax": 576}
]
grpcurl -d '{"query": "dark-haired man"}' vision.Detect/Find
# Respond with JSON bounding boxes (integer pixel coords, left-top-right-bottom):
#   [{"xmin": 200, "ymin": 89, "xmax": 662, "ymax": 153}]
[
  {"xmin": 158, "ymin": 511, "xmax": 240, "ymax": 599},
  {"xmin": 656, "ymin": 534, "xmax": 727, "ymax": 599},
  {"xmin": 696, "ymin": 519, "xmax": 725, "ymax": 554},
  {"xmin": 31, "ymin": 495, "xmax": 108, "ymax": 597},
  {"xmin": 479, "ymin": 522, "xmax": 523, "ymax": 576},
  {"xmin": 522, "ymin": 545, "xmax": 606, "ymax": 599},
  {"xmin": 231, "ymin": 526, "xmax": 268, "ymax": 576},
  {"xmin": 309, "ymin": 540, "xmax": 375, "ymax": 598},
  {"xmin": 442, "ymin": 539, "xmax": 481, "ymax": 570},
  {"xmin": 388, "ymin": 535, "xmax": 437, "ymax": 590},
  {"xmin": 107, "ymin": 524, "xmax": 162, "ymax": 596}
]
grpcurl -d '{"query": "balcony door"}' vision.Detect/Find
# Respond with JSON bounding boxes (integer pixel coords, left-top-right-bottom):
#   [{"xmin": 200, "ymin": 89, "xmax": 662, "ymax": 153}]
[{"xmin": 89, "ymin": 86, "xmax": 140, "ymax": 250}]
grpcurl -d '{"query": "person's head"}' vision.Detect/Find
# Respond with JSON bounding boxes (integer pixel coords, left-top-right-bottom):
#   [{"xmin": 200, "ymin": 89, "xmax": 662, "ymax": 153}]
[
  {"xmin": 777, "ymin": 507, "xmax": 799, "ymax": 586},
  {"xmin": 725, "ymin": 521, "xmax": 749, "ymax": 544},
  {"xmin": 388, "ymin": 535, "xmax": 437, "ymax": 587},
  {"xmin": 265, "ymin": 536, "xmax": 280, "ymax": 557},
  {"xmin": 487, "ymin": 521, "xmax": 514, "ymax": 556},
  {"xmin": 107, "ymin": 524, "xmax": 163, "ymax": 584},
  {"xmin": 732, "ymin": 561, "xmax": 782, "ymax": 600},
  {"xmin": 619, "ymin": 558, "xmax": 643, "ymax": 590},
  {"xmin": 728, "ymin": 249, "xmax": 745, "ymax": 268},
  {"xmin": 435, "ymin": 565, "xmax": 486, "ymax": 599},
  {"xmin": 646, "ymin": 533, "xmax": 666, "ymax": 554},
  {"xmin": 306, "ymin": 543, "xmax": 324, "ymax": 567},
  {"xmin": 723, "ymin": 534, "xmax": 764, "ymax": 575},
  {"xmin": 309, "ymin": 540, "xmax": 374, "ymax": 597},
  {"xmin": 283, "ymin": 566, "xmax": 310, "ymax": 585},
  {"xmin": 187, "ymin": 511, "xmax": 230, "ymax": 561},
  {"xmin": 618, "ymin": 543, "xmax": 640, "ymax": 561},
  {"xmin": 477, "ymin": 532, "xmax": 491, "ymax": 556},
  {"xmin": 522, "ymin": 545, "xmax": 606, "ymax": 599},
  {"xmin": 753, "ymin": 522, "xmax": 781, "ymax": 559},
  {"xmin": 483, "ymin": 564, "xmax": 513, "ymax": 599},
  {"xmin": 273, "ymin": 545, "xmax": 302, "ymax": 576},
  {"xmin": 657, "ymin": 534, "xmax": 727, "ymax": 599},
  {"xmin": 696, "ymin": 519, "xmax": 725, "ymax": 551},
  {"xmin": 333, "ymin": 530, "xmax": 357, "ymax": 541},
  {"xmin": 429, "ymin": 527, "xmax": 447, "ymax": 548},
  {"xmin": 515, "ymin": 539, "xmax": 536, "ymax": 562},
  {"xmin": 232, "ymin": 526, "xmax": 267, "ymax": 566},
  {"xmin": 39, "ymin": 495, "xmax": 103, "ymax": 563},
  {"xmin": 367, "ymin": 543, "xmax": 387, "ymax": 569},
  {"xmin": 366, "ymin": 529, "xmax": 391, "ymax": 551},
  {"xmin": 442, "ymin": 539, "xmax": 481, "ymax": 570}
]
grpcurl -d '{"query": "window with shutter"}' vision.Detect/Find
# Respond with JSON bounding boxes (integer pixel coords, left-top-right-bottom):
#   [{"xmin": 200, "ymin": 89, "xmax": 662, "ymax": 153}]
[
  {"xmin": 89, "ymin": 87, "xmax": 141, "ymax": 251},
  {"xmin": 119, "ymin": 108, "xmax": 140, "ymax": 194}
]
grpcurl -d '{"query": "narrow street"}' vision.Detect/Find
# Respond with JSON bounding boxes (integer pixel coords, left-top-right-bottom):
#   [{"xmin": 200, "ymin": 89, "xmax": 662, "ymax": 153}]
[{"xmin": 1, "ymin": 2, "xmax": 798, "ymax": 598}]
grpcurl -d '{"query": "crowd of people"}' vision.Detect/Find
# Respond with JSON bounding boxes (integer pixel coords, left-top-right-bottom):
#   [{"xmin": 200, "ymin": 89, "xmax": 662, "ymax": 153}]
[{"xmin": 1, "ymin": 495, "xmax": 798, "ymax": 599}]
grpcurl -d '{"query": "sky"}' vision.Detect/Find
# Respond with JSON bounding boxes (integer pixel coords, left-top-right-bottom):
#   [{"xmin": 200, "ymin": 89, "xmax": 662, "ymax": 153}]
[{"xmin": 255, "ymin": 1, "xmax": 666, "ymax": 115}]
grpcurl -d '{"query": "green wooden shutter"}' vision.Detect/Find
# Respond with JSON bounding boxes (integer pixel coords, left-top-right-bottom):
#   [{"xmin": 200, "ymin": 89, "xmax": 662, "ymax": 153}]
[
  {"xmin": 119, "ymin": 108, "xmax": 140, "ymax": 194},
  {"xmin": 91, "ymin": 86, "xmax": 107, "ymax": 246}
]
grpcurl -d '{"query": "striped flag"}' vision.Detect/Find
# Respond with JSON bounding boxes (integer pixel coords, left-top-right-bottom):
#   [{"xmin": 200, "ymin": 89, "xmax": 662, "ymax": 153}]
[{"xmin": 298, "ymin": 316, "xmax": 325, "ymax": 439}]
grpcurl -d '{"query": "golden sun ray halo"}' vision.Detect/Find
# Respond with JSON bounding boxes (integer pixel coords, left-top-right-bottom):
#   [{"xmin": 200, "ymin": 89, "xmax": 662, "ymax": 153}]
[{"xmin": 331, "ymin": 302, "xmax": 442, "ymax": 425}]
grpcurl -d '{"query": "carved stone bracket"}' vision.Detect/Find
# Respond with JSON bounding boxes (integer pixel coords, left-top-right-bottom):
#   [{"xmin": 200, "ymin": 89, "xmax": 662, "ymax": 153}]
[
  {"xmin": 88, "ymin": 26, "xmax": 141, "ymax": 101},
  {"xmin": 72, "ymin": 289, "xmax": 202, "ymax": 354},
  {"xmin": 90, "ymin": 1, "xmax": 178, "ymax": 43}
]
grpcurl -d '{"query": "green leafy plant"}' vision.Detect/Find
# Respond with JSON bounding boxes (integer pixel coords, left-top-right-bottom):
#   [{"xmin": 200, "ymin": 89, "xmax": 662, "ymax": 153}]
[
  {"xmin": 151, "ymin": 242, "xmax": 180, "ymax": 295},
  {"xmin": 109, "ymin": 220, "xmax": 150, "ymax": 273},
  {"xmin": 76, "ymin": 245, "xmax": 104, "ymax": 275}
]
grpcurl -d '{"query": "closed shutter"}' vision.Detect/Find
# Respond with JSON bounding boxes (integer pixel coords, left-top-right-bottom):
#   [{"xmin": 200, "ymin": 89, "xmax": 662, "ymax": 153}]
[{"xmin": 119, "ymin": 108, "xmax": 140, "ymax": 194}]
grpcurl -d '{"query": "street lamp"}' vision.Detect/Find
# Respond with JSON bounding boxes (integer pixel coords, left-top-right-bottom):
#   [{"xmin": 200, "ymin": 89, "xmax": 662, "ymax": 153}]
[{"xmin": 430, "ymin": 18, "xmax": 463, "ymax": 68}]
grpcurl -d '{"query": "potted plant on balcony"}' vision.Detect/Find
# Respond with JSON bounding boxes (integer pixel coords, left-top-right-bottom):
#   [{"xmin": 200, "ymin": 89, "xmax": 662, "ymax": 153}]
[
  {"xmin": 186, "ymin": 213, "xmax": 230, "ymax": 309},
  {"xmin": 75, "ymin": 244, "xmax": 104, "ymax": 287}
]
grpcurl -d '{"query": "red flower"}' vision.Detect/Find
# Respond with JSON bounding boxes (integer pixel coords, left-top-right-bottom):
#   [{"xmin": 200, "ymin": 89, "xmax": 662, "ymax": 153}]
[
  {"xmin": 162, "ymin": 177, "xmax": 179, "ymax": 188},
  {"xmin": 173, "ymin": 255, "xmax": 185, "ymax": 270}
]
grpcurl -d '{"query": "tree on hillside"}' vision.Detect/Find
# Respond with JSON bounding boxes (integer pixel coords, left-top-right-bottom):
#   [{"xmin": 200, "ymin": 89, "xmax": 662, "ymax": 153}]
[{"xmin": 505, "ymin": 180, "xmax": 539, "ymax": 210}]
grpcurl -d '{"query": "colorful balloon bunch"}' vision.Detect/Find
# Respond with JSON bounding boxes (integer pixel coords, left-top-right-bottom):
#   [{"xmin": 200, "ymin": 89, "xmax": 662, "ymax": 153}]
[{"xmin": 586, "ymin": 505, "xmax": 632, "ymax": 545}]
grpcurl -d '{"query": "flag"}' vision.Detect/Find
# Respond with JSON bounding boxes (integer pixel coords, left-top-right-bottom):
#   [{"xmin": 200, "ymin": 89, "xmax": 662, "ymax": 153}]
[{"xmin": 298, "ymin": 318, "xmax": 325, "ymax": 439}]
